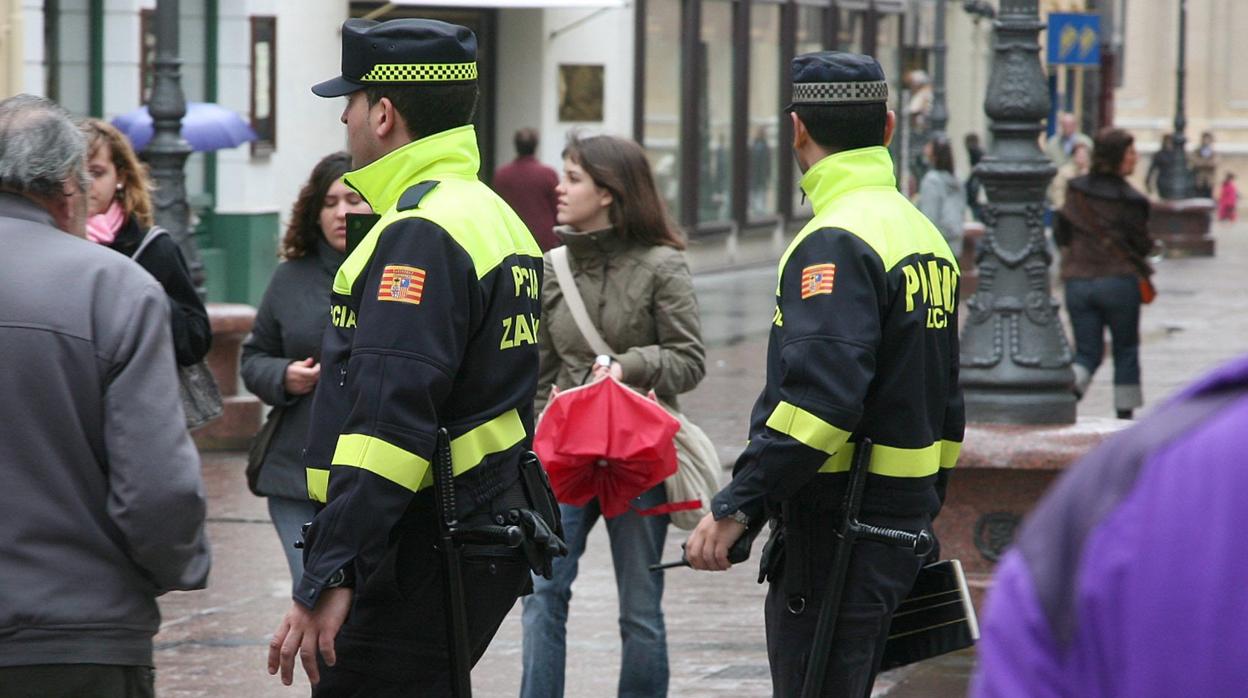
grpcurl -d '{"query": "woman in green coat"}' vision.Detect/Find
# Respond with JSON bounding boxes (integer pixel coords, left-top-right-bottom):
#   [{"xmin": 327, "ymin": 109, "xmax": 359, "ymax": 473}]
[{"xmin": 520, "ymin": 135, "xmax": 706, "ymax": 697}]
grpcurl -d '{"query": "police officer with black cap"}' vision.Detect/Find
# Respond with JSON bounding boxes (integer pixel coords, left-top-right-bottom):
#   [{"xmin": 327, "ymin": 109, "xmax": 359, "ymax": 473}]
[
  {"xmin": 685, "ymin": 51, "xmax": 965, "ymax": 696},
  {"xmin": 267, "ymin": 18, "xmax": 553, "ymax": 695}
]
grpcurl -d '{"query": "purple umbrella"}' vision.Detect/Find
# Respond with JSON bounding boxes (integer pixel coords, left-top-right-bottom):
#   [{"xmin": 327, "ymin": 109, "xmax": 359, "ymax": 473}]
[{"xmin": 111, "ymin": 102, "xmax": 257, "ymax": 152}]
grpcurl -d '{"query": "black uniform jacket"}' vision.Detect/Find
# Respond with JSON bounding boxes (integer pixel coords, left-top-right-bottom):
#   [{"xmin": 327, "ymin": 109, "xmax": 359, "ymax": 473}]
[
  {"xmin": 295, "ymin": 127, "xmax": 543, "ymax": 609},
  {"xmin": 712, "ymin": 147, "xmax": 965, "ymax": 524}
]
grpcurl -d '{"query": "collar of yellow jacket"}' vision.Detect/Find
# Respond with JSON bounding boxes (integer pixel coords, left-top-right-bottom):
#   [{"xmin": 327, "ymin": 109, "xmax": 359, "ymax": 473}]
[
  {"xmin": 799, "ymin": 146, "xmax": 896, "ymax": 211},
  {"xmin": 343, "ymin": 125, "xmax": 481, "ymax": 212}
]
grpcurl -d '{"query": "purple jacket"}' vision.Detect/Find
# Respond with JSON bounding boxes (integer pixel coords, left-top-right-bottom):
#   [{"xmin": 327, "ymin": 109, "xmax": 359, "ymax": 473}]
[{"xmin": 972, "ymin": 355, "xmax": 1248, "ymax": 697}]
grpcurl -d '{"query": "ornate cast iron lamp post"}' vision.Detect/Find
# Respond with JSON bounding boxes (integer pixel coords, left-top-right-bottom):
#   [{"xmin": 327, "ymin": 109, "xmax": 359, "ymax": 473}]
[
  {"xmin": 927, "ymin": 0, "xmax": 949, "ymax": 140},
  {"xmin": 1157, "ymin": 0, "xmax": 1194, "ymax": 201},
  {"xmin": 146, "ymin": 0, "xmax": 204, "ymax": 295},
  {"xmin": 959, "ymin": 0, "xmax": 1075, "ymax": 425}
]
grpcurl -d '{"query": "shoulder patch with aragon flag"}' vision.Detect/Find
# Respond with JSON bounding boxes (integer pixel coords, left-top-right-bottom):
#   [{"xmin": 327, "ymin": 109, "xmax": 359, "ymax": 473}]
[
  {"xmin": 800, "ymin": 263, "xmax": 837, "ymax": 299},
  {"xmin": 378, "ymin": 264, "xmax": 426, "ymax": 305}
]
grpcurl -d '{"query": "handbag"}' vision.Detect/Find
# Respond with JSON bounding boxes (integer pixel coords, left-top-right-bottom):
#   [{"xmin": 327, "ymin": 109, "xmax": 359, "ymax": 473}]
[
  {"xmin": 246, "ymin": 406, "xmax": 284, "ymax": 495},
  {"xmin": 133, "ymin": 226, "xmax": 225, "ymax": 428},
  {"xmin": 549, "ymin": 246, "xmax": 720, "ymax": 530}
]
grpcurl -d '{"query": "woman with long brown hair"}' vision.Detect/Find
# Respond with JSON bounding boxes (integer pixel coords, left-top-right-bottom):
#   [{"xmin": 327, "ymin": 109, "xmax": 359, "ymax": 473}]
[
  {"xmin": 1054, "ymin": 128, "xmax": 1153, "ymax": 419},
  {"xmin": 81, "ymin": 118, "xmax": 211, "ymax": 367},
  {"xmin": 520, "ymin": 134, "xmax": 705, "ymax": 697},
  {"xmin": 241, "ymin": 152, "xmax": 371, "ymax": 588}
]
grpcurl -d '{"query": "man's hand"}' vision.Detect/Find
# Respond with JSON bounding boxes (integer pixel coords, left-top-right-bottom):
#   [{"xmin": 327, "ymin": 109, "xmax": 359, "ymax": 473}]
[
  {"xmin": 284, "ymin": 357, "xmax": 321, "ymax": 396},
  {"xmin": 267, "ymin": 587, "xmax": 352, "ymax": 686},
  {"xmin": 685, "ymin": 512, "xmax": 747, "ymax": 572}
]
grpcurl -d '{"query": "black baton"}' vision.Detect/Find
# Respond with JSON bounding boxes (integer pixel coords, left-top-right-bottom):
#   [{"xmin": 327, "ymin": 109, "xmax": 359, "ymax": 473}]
[
  {"xmin": 800, "ymin": 439, "xmax": 933, "ymax": 698},
  {"xmin": 433, "ymin": 427, "xmax": 473, "ymax": 698}
]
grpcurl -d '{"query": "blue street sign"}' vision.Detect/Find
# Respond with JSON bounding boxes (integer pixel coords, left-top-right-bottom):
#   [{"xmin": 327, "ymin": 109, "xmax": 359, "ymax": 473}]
[{"xmin": 1047, "ymin": 13, "xmax": 1101, "ymax": 66}]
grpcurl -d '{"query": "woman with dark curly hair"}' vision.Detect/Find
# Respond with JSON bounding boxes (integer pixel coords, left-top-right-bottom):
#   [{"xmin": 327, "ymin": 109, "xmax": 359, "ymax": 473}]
[
  {"xmin": 241, "ymin": 152, "xmax": 371, "ymax": 587},
  {"xmin": 1054, "ymin": 128, "xmax": 1153, "ymax": 419}
]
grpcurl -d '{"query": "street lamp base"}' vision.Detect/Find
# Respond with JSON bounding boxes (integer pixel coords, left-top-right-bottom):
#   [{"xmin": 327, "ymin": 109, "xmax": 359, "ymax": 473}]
[{"xmin": 963, "ymin": 388, "xmax": 1077, "ymax": 425}]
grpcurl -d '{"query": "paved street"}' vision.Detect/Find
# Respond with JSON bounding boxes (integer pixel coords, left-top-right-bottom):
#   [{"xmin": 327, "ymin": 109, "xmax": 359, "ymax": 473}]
[{"xmin": 154, "ymin": 220, "xmax": 1247, "ymax": 697}]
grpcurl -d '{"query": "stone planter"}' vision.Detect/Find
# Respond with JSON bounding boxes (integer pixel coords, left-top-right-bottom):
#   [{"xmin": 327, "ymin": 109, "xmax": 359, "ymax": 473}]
[
  {"xmin": 192, "ymin": 303, "xmax": 263, "ymax": 451},
  {"xmin": 1150, "ymin": 198, "xmax": 1215, "ymax": 257}
]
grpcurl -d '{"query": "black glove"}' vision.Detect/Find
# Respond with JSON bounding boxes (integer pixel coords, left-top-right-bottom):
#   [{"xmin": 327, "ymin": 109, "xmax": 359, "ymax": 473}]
[{"xmin": 508, "ymin": 508, "xmax": 569, "ymax": 579}]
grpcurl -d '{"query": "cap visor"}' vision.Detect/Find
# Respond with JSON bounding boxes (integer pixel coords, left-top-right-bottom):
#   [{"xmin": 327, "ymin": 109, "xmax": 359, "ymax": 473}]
[{"xmin": 311, "ymin": 76, "xmax": 363, "ymax": 98}]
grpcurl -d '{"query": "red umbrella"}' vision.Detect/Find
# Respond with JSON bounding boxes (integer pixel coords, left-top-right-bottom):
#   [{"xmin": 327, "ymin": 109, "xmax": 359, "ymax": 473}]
[{"xmin": 534, "ymin": 376, "xmax": 681, "ymax": 518}]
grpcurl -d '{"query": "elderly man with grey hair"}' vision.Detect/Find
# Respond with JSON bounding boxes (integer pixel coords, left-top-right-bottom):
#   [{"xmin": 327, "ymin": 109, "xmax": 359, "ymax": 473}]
[{"xmin": 0, "ymin": 94, "xmax": 211, "ymax": 698}]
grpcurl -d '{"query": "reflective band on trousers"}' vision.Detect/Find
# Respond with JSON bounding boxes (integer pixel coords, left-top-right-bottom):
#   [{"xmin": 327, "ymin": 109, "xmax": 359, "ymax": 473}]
[{"xmin": 305, "ymin": 408, "xmax": 527, "ymax": 503}]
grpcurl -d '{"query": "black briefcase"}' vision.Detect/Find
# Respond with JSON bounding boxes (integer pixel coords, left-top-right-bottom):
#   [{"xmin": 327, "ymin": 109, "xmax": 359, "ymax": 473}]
[{"xmin": 879, "ymin": 559, "xmax": 979, "ymax": 671}]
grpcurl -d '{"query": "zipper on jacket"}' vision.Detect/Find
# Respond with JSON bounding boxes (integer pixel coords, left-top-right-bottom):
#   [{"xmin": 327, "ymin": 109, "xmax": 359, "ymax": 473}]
[{"xmin": 338, "ymin": 364, "xmax": 348, "ymax": 386}]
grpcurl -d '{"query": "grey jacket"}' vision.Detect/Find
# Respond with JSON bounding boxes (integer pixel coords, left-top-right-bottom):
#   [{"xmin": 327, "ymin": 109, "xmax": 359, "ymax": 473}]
[
  {"xmin": 241, "ymin": 240, "xmax": 344, "ymax": 500},
  {"xmin": 536, "ymin": 227, "xmax": 705, "ymax": 412},
  {"xmin": 0, "ymin": 193, "xmax": 210, "ymax": 668},
  {"xmin": 917, "ymin": 169, "xmax": 966, "ymax": 252}
]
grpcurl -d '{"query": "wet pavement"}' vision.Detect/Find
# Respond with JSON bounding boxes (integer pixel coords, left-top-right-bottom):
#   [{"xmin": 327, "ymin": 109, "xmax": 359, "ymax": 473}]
[{"xmin": 153, "ymin": 220, "xmax": 1248, "ymax": 696}]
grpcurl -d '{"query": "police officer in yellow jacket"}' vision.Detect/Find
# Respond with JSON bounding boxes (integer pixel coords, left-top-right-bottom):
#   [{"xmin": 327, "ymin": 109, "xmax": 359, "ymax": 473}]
[
  {"xmin": 686, "ymin": 52, "xmax": 964, "ymax": 697},
  {"xmin": 267, "ymin": 19, "xmax": 544, "ymax": 695}
]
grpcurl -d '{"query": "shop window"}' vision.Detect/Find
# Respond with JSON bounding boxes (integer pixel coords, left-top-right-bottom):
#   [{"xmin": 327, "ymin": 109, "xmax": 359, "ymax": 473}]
[
  {"xmin": 748, "ymin": 2, "xmax": 781, "ymax": 222},
  {"xmin": 642, "ymin": 0, "xmax": 683, "ymax": 219},
  {"xmin": 698, "ymin": 0, "xmax": 734, "ymax": 223}
]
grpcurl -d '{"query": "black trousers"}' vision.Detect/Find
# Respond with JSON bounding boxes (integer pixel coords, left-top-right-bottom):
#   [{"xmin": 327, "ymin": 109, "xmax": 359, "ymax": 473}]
[
  {"xmin": 312, "ymin": 516, "xmax": 531, "ymax": 697},
  {"xmin": 765, "ymin": 511, "xmax": 928, "ymax": 698},
  {"xmin": 0, "ymin": 664, "xmax": 154, "ymax": 698}
]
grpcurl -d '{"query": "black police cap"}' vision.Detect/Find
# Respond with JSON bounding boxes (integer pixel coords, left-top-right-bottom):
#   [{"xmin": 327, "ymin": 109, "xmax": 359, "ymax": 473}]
[
  {"xmin": 788, "ymin": 51, "xmax": 888, "ymax": 109},
  {"xmin": 312, "ymin": 18, "xmax": 478, "ymax": 98}
]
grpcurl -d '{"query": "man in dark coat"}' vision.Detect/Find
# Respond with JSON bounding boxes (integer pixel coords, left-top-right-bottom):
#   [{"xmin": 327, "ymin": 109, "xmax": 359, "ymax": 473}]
[{"xmin": 494, "ymin": 127, "xmax": 561, "ymax": 250}]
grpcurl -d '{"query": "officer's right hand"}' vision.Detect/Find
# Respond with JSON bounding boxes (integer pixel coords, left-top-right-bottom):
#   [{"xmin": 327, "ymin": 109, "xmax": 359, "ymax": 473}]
[
  {"xmin": 685, "ymin": 513, "xmax": 747, "ymax": 572},
  {"xmin": 284, "ymin": 357, "xmax": 321, "ymax": 396},
  {"xmin": 267, "ymin": 587, "xmax": 352, "ymax": 686}
]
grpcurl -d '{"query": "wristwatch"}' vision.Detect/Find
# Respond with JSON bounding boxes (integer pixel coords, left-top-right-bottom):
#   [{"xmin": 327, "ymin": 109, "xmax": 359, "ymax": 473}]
[{"xmin": 728, "ymin": 509, "xmax": 751, "ymax": 527}]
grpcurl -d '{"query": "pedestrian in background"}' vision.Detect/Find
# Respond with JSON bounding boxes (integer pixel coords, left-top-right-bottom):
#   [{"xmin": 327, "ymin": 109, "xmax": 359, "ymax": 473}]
[
  {"xmin": 1054, "ymin": 128, "xmax": 1153, "ymax": 419},
  {"xmin": 241, "ymin": 152, "xmax": 370, "ymax": 590},
  {"xmin": 964, "ymin": 132, "xmax": 985, "ymax": 223},
  {"xmin": 1145, "ymin": 133, "xmax": 1175, "ymax": 197},
  {"xmin": 1190, "ymin": 131, "xmax": 1217, "ymax": 198},
  {"xmin": 1045, "ymin": 111, "xmax": 1093, "ymax": 168},
  {"xmin": 81, "ymin": 118, "xmax": 211, "ymax": 368},
  {"xmin": 495, "ymin": 127, "xmax": 561, "ymax": 251},
  {"xmin": 1049, "ymin": 141, "xmax": 1091, "ymax": 212},
  {"xmin": 520, "ymin": 133, "xmax": 706, "ymax": 698},
  {"xmin": 0, "ymin": 94, "xmax": 210, "ymax": 698},
  {"xmin": 1218, "ymin": 172, "xmax": 1239, "ymax": 221},
  {"xmin": 685, "ymin": 52, "xmax": 963, "ymax": 697},
  {"xmin": 971, "ymin": 354, "xmax": 1248, "ymax": 698},
  {"xmin": 917, "ymin": 135, "xmax": 967, "ymax": 256}
]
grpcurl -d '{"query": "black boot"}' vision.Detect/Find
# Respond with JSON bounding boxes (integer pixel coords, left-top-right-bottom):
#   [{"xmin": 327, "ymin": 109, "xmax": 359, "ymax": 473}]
[{"xmin": 1116, "ymin": 409, "xmax": 1133, "ymax": 420}]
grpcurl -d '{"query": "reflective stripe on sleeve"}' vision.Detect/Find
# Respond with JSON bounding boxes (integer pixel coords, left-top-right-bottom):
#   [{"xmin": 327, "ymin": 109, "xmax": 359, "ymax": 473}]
[
  {"xmin": 765, "ymin": 401, "xmax": 852, "ymax": 455},
  {"xmin": 332, "ymin": 433, "xmax": 432, "ymax": 493},
  {"xmin": 307, "ymin": 468, "xmax": 330, "ymax": 503},
  {"xmin": 940, "ymin": 440, "xmax": 962, "ymax": 469},
  {"xmin": 818, "ymin": 440, "xmax": 942, "ymax": 478},
  {"xmin": 323, "ymin": 408, "xmax": 527, "ymax": 497}
]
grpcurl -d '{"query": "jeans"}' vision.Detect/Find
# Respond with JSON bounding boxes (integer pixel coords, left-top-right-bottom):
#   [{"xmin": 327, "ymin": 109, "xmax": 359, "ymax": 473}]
[
  {"xmin": 1065, "ymin": 274, "xmax": 1143, "ymax": 410},
  {"xmin": 267, "ymin": 495, "xmax": 320, "ymax": 593},
  {"xmin": 520, "ymin": 484, "xmax": 670, "ymax": 698}
]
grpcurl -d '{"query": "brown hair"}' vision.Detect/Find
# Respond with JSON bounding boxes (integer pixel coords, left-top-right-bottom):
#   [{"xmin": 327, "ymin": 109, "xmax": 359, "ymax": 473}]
[
  {"xmin": 928, "ymin": 136, "xmax": 955, "ymax": 173},
  {"xmin": 562, "ymin": 134, "xmax": 685, "ymax": 250},
  {"xmin": 80, "ymin": 118, "xmax": 154, "ymax": 227},
  {"xmin": 1091, "ymin": 128, "xmax": 1135, "ymax": 177},
  {"xmin": 282, "ymin": 152, "xmax": 353, "ymax": 260}
]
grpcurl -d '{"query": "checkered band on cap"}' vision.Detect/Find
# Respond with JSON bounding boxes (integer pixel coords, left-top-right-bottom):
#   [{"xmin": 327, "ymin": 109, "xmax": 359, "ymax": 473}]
[
  {"xmin": 791, "ymin": 80, "xmax": 888, "ymax": 105},
  {"xmin": 360, "ymin": 62, "xmax": 478, "ymax": 83}
]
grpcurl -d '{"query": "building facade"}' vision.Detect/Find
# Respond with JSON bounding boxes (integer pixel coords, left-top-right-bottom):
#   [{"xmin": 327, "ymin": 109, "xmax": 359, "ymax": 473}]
[{"xmin": 3, "ymin": 0, "xmax": 1008, "ymax": 303}]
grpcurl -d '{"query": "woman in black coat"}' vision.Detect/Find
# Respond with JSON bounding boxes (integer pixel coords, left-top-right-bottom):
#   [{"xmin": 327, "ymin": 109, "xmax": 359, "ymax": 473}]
[
  {"xmin": 241, "ymin": 153, "xmax": 371, "ymax": 588},
  {"xmin": 82, "ymin": 119, "xmax": 210, "ymax": 367}
]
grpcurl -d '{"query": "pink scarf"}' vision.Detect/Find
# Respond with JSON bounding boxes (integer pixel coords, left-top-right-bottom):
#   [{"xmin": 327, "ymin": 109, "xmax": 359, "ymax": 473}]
[{"xmin": 86, "ymin": 201, "xmax": 126, "ymax": 245}]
